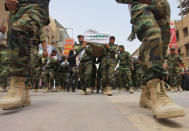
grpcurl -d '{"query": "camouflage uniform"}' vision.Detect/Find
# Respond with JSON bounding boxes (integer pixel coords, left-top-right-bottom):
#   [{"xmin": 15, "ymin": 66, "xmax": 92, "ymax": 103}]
[
  {"xmin": 166, "ymin": 54, "xmax": 183, "ymax": 87},
  {"xmin": 74, "ymin": 42, "xmax": 94, "ymax": 92},
  {"xmin": 26, "ymin": 30, "xmax": 46, "ymax": 88},
  {"xmin": 8, "ymin": 1, "xmax": 50, "ymax": 77},
  {"xmin": 117, "ymin": 50, "xmax": 133, "ymax": 90},
  {"xmin": 133, "ymin": 60, "xmax": 143, "ymax": 89},
  {"xmin": 101, "ymin": 43, "xmax": 118, "ymax": 89},
  {"xmin": 0, "ymin": 41, "xmax": 9, "ymax": 89},
  {"xmin": 42, "ymin": 57, "xmax": 59, "ymax": 89},
  {"xmin": 32, "ymin": 54, "xmax": 44, "ymax": 89},
  {"xmin": 55, "ymin": 60, "xmax": 68, "ymax": 89},
  {"xmin": 129, "ymin": 1, "xmax": 167, "ymax": 83}
]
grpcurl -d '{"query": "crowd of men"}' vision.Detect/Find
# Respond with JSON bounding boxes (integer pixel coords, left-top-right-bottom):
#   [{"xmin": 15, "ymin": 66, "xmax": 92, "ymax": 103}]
[
  {"xmin": 1, "ymin": 25, "xmax": 189, "ymax": 96},
  {"xmin": 0, "ymin": 0, "xmax": 187, "ymax": 119}
]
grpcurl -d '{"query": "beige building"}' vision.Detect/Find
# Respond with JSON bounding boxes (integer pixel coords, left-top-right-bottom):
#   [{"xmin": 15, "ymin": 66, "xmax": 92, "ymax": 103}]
[
  {"xmin": 175, "ymin": 13, "xmax": 189, "ymax": 67},
  {"xmin": 0, "ymin": 0, "xmax": 9, "ymax": 34}
]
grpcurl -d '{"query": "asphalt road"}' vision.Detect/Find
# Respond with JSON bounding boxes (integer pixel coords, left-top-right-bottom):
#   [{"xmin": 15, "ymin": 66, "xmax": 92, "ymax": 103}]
[{"xmin": 0, "ymin": 91, "xmax": 189, "ymax": 131}]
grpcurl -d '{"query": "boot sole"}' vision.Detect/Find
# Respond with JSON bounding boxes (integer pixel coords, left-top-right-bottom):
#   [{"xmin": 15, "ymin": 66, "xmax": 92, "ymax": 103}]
[
  {"xmin": 0, "ymin": 103, "xmax": 22, "ymax": 110},
  {"xmin": 154, "ymin": 110, "xmax": 185, "ymax": 119}
]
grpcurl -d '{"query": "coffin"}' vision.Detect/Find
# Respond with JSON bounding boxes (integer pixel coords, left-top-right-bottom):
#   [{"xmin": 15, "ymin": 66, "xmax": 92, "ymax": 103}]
[{"xmin": 87, "ymin": 42, "xmax": 105, "ymax": 58}]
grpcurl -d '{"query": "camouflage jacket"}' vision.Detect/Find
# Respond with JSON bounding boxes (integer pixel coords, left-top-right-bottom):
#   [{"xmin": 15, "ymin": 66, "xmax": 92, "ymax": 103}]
[
  {"xmin": 44, "ymin": 57, "xmax": 59, "ymax": 71},
  {"xmin": 74, "ymin": 42, "xmax": 93, "ymax": 62},
  {"xmin": 166, "ymin": 54, "xmax": 183, "ymax": 70},
  {"xmin": 117, "ymin": 51, "xmax": 133, "ymax": 68},
  {"xmin": 56, "ymin": 61, "xmax": 68, "ymax": 74},
  {"xmin": 103, "ymin": 43, "xmax": 119, "ymax": 60}
]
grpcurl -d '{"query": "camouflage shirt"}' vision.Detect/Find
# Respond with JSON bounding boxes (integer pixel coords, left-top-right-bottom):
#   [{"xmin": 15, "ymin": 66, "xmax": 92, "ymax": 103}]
[
  {"xmin": 117, "ymin": 51, "xmax": 133, "ymax": 68},
  {"xmin": 166, "ymin": 54, "xmax": 183, "ymax": 70}
]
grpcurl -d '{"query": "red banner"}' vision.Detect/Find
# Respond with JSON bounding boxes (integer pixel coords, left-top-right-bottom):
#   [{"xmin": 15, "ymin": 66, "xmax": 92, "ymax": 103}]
[
  {"xmin": 64, "ymin": 39, "xmax": 74, "ymax": 56},
  {"xmin": 169, "ymin": 21, "xmax": 177, "ymax": 49}
]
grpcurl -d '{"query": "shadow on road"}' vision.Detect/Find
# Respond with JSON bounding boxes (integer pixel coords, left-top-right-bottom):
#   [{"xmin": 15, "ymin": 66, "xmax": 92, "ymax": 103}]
[
  {"xmin": 155, "ymin": 117, "xmax": 183, "ymax": 128},
  {"xmin": 0, "ymin": 108, "xmax": 23, "ymax": 116}
]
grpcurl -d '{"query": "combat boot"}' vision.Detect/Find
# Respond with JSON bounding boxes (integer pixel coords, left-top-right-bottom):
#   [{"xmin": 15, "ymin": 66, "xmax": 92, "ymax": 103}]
[
  {"xmin": 0, "ymin": 77, "xmax": 27, "ymax": 110},
  {"xmin": 107, "ymin": 86, "xmax": 112, "ymax": 96},
  {"xmin": 24, "ymin": 86, "xmax": 31, "ymax": 107},
  {"xmin": 129, "ymin": 87, "xmax": 134, "ymax": 94},
  {"xmin": 171, "ymin": 86, "xmax": 178, "ymax": 92},
  {"xmin": 139, "ymin": 85, "xmax": 152, "ymax": 109},
  {"xmin": 56, "ymin": 86, "xmax": 61, "ymax": 92},
  {"xmin": 147, "ymin": 78, "xmax": 185, "ymax": 119},
  {"xmin": 177, "ymin": 85, "xmax": 183, "ymax": 92},
  {"xmin": 86, "ymin": 88, "xmax": 92, "ymax": 94},
  {"xmin": 0, "ymin": 86, "xmax": 7, "ymax": 92},
  {"xmin": 34, "ymin": 88, "xmax": 38, "ymax": 92},
  {"xmin": 43, "ymin": 87, "xmax": 48, "ymax": 93},
  {"xmin": 82, "ymin": 90, "xmax": 87, "ymax": 95},
  {"xmin": 102, "ymin": 87, "xmax": 107, "ymax": 95}
]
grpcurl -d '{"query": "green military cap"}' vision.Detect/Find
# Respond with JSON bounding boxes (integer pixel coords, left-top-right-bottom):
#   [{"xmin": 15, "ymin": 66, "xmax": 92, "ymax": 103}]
[
  {"xmin": 110, "ymin": 36, "xmax": 115, "ymax": 40},
  {"xmin": 77, "ymin": 34, "xmax": 84, "ymax": 38},
  {"xmin": 119, "ymin": 45, "xmax": 124, "ymax": 48},
  {"xmin": 116, "ymin": 0, "xmax": 133, "ymax": 4},
  {"xmin": 170, "ymin": 47, "xmax": 176, "ymax": 51}
]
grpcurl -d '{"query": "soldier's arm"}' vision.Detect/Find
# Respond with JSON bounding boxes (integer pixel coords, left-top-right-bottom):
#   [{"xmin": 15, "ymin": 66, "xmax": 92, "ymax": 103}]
[
  {"xmin": 127, "ymin": 52, "xmax": 134, "ymax": 70},
  {"xmin": 178, "ymin": 56, "xmax": 185, "ymax": 70}
]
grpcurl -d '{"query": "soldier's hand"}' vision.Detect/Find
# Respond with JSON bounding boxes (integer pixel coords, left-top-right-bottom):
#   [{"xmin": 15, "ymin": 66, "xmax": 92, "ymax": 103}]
[
  {"xmin": 131, "ymin": 66, "xmax": 134, "ymax": 71},
  {"xmin": 6, "ymin": 0, "xmax": 19, "ymax": 11},
  {"xmin": 43, "ymin": 50, "xmax": 48, "ymax": 58},
  {"xmin": 0, "ymin": 26, "xmax": 6, "ymax": 34},
  {"xmin": 83, "ymin": 41, "xmax": 87, "ymax": 48},
  {"xmin": 106, "ymin": 44, "xmax": 110, "ymax": 49}
]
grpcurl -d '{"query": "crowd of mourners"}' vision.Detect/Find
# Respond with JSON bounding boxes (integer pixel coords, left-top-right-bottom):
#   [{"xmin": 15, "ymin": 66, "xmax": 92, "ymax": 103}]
[{"xmin": 0, "ymin": 25, "xmax": 189, "ymax": 96}]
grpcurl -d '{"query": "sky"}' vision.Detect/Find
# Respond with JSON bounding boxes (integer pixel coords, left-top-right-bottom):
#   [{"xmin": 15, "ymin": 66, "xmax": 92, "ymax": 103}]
[{"xmin": 49, "ymin": 0, "xmax": 181, "ymax": 54}]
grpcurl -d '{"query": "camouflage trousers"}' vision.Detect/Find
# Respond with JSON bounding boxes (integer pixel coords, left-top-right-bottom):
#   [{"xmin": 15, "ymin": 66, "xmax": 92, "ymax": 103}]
[
  {"xmin": 0, "ymin": 76, "xmax": 8, "ymax": 88},
  {"xmin": 79, "ymin": 61, "xmax": 93, "ymax": 91},
  {"xmin": 25, "ymin": 45, "xmax": 39, "ymax": 87},
  {"xmin": 168, "ymin": 69, "xmax": 177, "ymax": 87},
  {"xmin": 55, "ymin": 73, "xmax": 67, "ymax": 88},
  {"xmin": 8, "ymin": 4, "xmax": 48, "ymax": 77},
  {"xmin": 132, "ymin": 5, "xmax": 167, "ymax": 84},
  {"xmin": 101, "ymin": 58, "xmax": 116, "ymax": 88},
  {"xmin": 42, "ymin": 70, "xmax": 55, "ymax": 89},
  {"xmin": 118, "ymin": 67, "xmax": 133, "ymax": 89},
  {"xmin": 33, "ymin": 68, "xmax": 42, "ymax": 89},
  {"xmin": 67, "ymin": 67, "xmax": 77, "ymax": 90}
]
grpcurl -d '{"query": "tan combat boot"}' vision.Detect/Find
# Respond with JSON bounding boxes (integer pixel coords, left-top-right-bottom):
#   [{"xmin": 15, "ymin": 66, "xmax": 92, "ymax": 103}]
[
  {"xmin": 139, "ymin": 85, "xmax": 152, "ymax": 109},
  {"xmin": 82, "ymin": 90, "xmax": 87, "ymax": 95},
  {"xmin": 102, "ymin": 87, "xmax": 107, "ymax": 95},
  {"xmin": 56, "ymin": 86, "xmax": 61, "ymax": 92},
  {"xmin": 177, "ymin": 85, "xmax": 183, "ymax": 92},
  {"xmin": 24, "ymin": 86, "xmax": 31, "ymax": 107},
  {"xmin": 107, "ymin": 86, "xmax": 112, "ymax": 96},
  {"xmin": 147, "ymin": 78, "xmax": 185, "ymax": 119},
  {"xmin": 0, "ymin": 86, "xmax": 7, "ymax": 92},
  {"xmin": 43, "ymin": 87, "xmax": 48, "ymax": 93},
  {"xmin": 34, "ymin": 88, "xmax": 38, "ymax": 92},
  {"xmin": 129, "ymin": 87, "xmax": 134, "ymax": 94},
  {"xmin": 0, "ymin": 77, "xmax": 27, "ymax": 110},
  {"xmin": 171, "ymin": 86, "xmax": 178, "ymax": 92}
]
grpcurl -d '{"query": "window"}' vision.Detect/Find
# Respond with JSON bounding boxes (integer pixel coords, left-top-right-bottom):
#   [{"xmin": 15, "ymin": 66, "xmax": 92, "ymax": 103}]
[
  {"xmin": 176, "ymin": 30, "xmax": 179, "ymax": 42},
  {"xmin": 185, "ymin": 44, "xmax": 189, "ymax": 57},
  {"xmin": 183, "ymin": 27, "xmax": 188, "ymax": 38}
]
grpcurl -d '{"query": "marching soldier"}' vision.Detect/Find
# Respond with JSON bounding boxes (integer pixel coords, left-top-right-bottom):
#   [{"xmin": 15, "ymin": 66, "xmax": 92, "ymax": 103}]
[
  {"xmin": 117, "ymin": 45, "xmax": 134, "ymax": 94},
  {"xmin": 166, "ymin": 47, "xmax": 185, "ymax": 92},
  {"xmin": 116, "ymin": 0, "xmax": 185, "ymax": 119},
  {"xmin": 101, "ymin": 36, "xmax": 119, "ymax": 96}
]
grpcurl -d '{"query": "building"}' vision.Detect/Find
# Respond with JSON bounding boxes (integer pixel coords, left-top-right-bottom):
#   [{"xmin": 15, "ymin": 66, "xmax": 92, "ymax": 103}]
[
  {"xmin": 175, "ymin": 13, "xmax": 189, "ymax": 67},
  {"xmin": 0, "ymin": 1, "xmax": 9, "ymax": 35}
]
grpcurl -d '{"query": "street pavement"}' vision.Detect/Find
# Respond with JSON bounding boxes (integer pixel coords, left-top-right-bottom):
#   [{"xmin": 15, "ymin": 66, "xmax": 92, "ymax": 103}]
[{"xmin": 0, "ymin": 90, "xmax": 189, "ymax": 131}]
